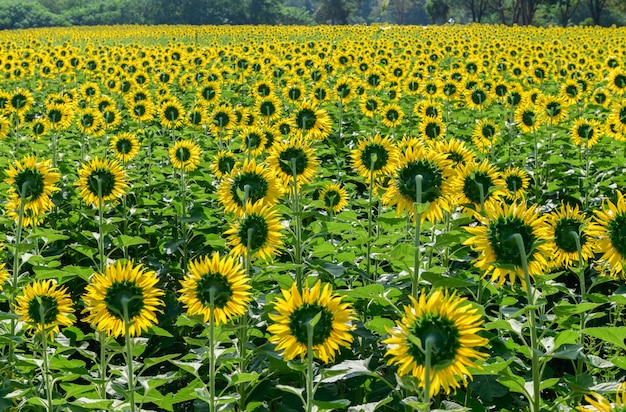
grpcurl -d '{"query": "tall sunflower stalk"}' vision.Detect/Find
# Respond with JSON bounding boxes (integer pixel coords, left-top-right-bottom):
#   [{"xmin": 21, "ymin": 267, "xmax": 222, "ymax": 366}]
[
  {"xmin": 412, "ymin": 175, "xmax": 423, "ymax": 299},
  {"xmin": 511, "ymin": 234, "xmax": 541, "ymax": 412}
]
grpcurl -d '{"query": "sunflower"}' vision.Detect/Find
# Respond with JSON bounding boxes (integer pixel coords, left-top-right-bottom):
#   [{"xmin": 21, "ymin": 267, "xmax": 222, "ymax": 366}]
[
  {"xmin": 225, "ymin": 201, "xmax": 284, "ymax": 262},
  {"xmin": 196, "ymin": 81, "xmax": 221, "ymax": 105},
  {"xmin": 382, "ymin": 144, "xmax": 454, "ymax": 223},
  {"xmin": 589, "ymin": 191, "xmax": 626, "ymax": 280},
  {"xmin": 4, "ymin": 155, "xmax": 60, "ymax": 217},
  {"xmin": 545, "ymin": 203, "xmax": 599, "ymax": 269},
  {"xmin": 450, "ymin": 160, "xmax": 505, "ymax": 214},
  {"xmin": 501, "ymin": 166, "xmax": 531, "ymax": 201},
  {"xmin": 334, "ymin": 76, "xmax": 356, "ymax": 104},
  {"xmin": 607, "ymin": 69, "xmax": 626, "ymax": 95},
  {"xmin": 239, "ymin": 126, "xmax": 267, "ymax": 157},
  {"xmin": 169, "ymin": 139, "xmax": 202, "ymax": 172},
  {"xmin": 514, "ymin": 103, "xmax": 540, "ymax": 134},
  {"xmin": 464, "ymin": 200, "xmax": 551, "ymax": 288},
  {"xmin": 178, "ymin": 253, "xmax": 251, "ymax": 325},
  {"xmin": 430, "ymin": 138, "xmax": 476, "ymax": 168},
  {"xmin": 0, "ymin": 116, "xmax": 11, "ymax": 139},
  {"xmin": 351, "ymin": 134, "xmax": 399, "ymax": 182},
  {"xmin": 570, "ymin": 117, "xmax": 601, "ymax": 149},
  {"xmin": 129, "ymin": 100, "xmax": 156, "ymax": 124},
  {"xmin": 465, "ymin": 86, "xmax": 490, "ymax": 111},
  {"xmin": 9, "ymin": 88, "xmax": 34, "ymax": 114},
  {"xmin": 110, "ymin": 132, "xmax": 141, "ymax": 163},
  {"xmin": 210, "ymin": 150, "xmax": 240, "ymax": 180},
  {"xmin": 255, "ymin": 94, "xmax": 282, "ymax": 122},
  {"xmin": 381, "ymin": 103, "xmax": 404, "ymax": 128},
  {"xmin": 0, "ymin": 263, "xmax": 8, "ymax": 291},
  {"xmin": 267, "ymin": 137, "xmax": 318, "ymax": 190},
  {"xmin": 15, "ymin": 279, "xmax": 74, "ymax": 336},
  {"xmin": 561, "ymin": 79, "xmax": 583, "ymax": 106},
  {"xmin": 318, "ymin": 182, "xmax": 349, "ymax": 214},
  {"xmin": 609, "ymin": 99, "xmax": 626, "ymax": 134},
  {"xmin": 75, "ymin": 158, "xmax": 129, "ymax": 207},
  {"xmin": 576, "ymin": 381, "xmax": 626, "ymax": 412},
  {"xmin": 383, "ymin": 289, "xmax": 488, "ymax": 398},
  {"xmin": 268, "ymin": 280, "xmax": 355, "ymax": 364},
  {"xmin": 218, "ymin": 158, "xmax": 283, "ymax": 216},
  {"xmin": 45, "ymin": 102, "xmax": 74, "ymax": 130},
  {"xmin": 101, "ymin": 106, "xmax": 122, "ymax": 131},
  {"xmin": 76, "ymin": 107, "xmax": 105, "ymax": 136},
  {"xmin": 419, "ymin": 116, "xmax": 446, "ymax": 141},
  {"xmin": 209, "ymin": 104, "xmax": 236, "ymax": 135},
  {"xmin": 291, "ymin": 101, "xmax": 332, "ymax": 141},
  {"xmin": 82, "ymin": 260, "xmax": 164, "ymax": 338},
  {"xmin": 79, "ymin": 81, "xmax": 101, "ymax": 101},
  {"xmin": 538, "ymin": 95, "xmax": 568, "ymax": 125},
  {"xmin": 414, "ymin": 100, "xmax": 443, "ymax": 120},
  {"xmin": 592, "ymin": 87, "xmax": 611, "ymax": 109},
  {"xmin": 359, "ymin": 95, "xmax": 383, "ymax": 118},
  {"xmin": 159, "ymin": 98, "xmax": 185, "ymax": 129},
  {"xmin": 471, "ymin": 118, "xmax": 500, "ymax": 154}
]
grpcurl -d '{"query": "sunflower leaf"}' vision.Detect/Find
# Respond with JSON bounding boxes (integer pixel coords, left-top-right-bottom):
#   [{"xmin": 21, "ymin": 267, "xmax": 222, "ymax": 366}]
[{"xmin": 582, "ymin": 327, "xmax": 626, "ymax": 350}]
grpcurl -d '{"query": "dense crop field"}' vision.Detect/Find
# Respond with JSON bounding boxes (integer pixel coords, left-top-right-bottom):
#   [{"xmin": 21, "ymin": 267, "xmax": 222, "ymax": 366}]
[{"xmin": 2, "ymin": 23, "xmax": 626, "ymax": 412}]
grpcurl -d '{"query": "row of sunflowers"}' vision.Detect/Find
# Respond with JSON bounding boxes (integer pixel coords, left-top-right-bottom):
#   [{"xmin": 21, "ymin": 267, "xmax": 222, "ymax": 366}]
[{"xmin": 1, "ymin": 23, "xmax": 626, "ymax": 411}]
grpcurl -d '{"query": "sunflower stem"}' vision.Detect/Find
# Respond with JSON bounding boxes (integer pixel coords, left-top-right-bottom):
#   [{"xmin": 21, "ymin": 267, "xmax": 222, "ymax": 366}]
[
  {"xmin": 180, "ymin": 168, "xmax": 188, "ymax": 271},
  {"xmin": 510, "ymin": 233, "xmax": 540, "ymax": 412},
  {"xmin": 366, "ymin": 154, "xmax": 377, "ymax": 282},
  {"xmin": 305, "ymin": 313, "xmax": 321, "ymax": 412},
  {"xmin": 422, "ymin": 336, "xmax": 434, "ymax": 412},
  {"xmin": 38, "ymin": 300, "xmax": 54, "ymax": 412},
  {"xmin": 570, "ymin": 230, "xmax": 587, "ymax": 375},
  {"xmin": 97, "ymin": 178, "xmax": 106, "ymax": 273},
  {"xmin": 122, "ymin": 298, "xmax": 136, "ymax": 412},
  {"xmin": 291, "ymin": 158, "xmax": 304, "ymax": 294},
  {"xmin": 412, "ymin": 175, "xmax": 423, "ymax": 299},
  {"xmin": 9, "ymin": 181, "xmax": 29, "ymax": 376},
  {"xmin": 209, "ymin": 291, "xmax": 217, "ymax": 412}
]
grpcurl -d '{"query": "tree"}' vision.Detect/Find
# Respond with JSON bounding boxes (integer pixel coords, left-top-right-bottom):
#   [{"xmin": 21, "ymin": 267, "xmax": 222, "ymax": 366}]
[
  {"xmin": 554, "ymin": 0, "xmax": 580, "ymax": 26},
  {"xmin": 425, "ymin": 0, "xmax": 450, "ymax": 23},
  {"xmin": 512, "ymin": 0, "xmax": 541, "ymax": 25},
  {"xmin": 463, "ymin": 0, "xmax": 490, "ymax": 22},
  {"xmin": 585, "ymin": 0, "xmax": 608, "ymax": 25},
  {"xmin": 314, "ymin": 0, "xmax": 358, "ymax": 24}
]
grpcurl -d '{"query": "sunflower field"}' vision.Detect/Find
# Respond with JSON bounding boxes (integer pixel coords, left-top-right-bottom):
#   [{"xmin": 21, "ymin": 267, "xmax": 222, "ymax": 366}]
[{"xmin": 2, "ymin": 23, "xmax": 626, "ymax": 412}]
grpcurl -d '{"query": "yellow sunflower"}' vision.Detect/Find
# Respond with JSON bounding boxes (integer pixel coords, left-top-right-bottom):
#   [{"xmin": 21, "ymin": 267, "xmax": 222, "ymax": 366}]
[
  {"xmin": 501, "ymin": 166, "xmax": 531, "ymax": 201},
  {"xmin": 471, "ymin": 119, "xmax": 500, "ymax": 154},
  {"xmin": 608, "ymin": 99, "xmax": 626, "ymax": 134},
  {"xmin": 209, "ymin": 104, "xmax": 236, "ymax": 135},
  {"xmin": 383, "ymin": 289, "xmax": 488, "ymax": 398},
  {"xmin": 255, "ymin": 94, "xmax": 282, "ymax": 122},
  {"xmin": 607, "ymin": 69, "xmax": 626, "ymax": 95},
  {"xmin": 449, "ymin": 160, "xmax": 505, "ymax": 215},
  {"xmin": 45, "ymin": 102, "xmax": 74, "ymax": 131},
  {"xmin": 350, "ymin": 134, "xmax": 399, "ymax": 182},
  {"xmin": 538, "ymin": 95, "xmax": 568, "ymax": 125},
  {"xmin": 178, "ymin": 253, "xmax": 252, "ymax": 325},
  {"xmin": 169, "ymin": 139, "xmax": 202, "ymax": 172},
  {"xmin": 0, "ymin": 263, "xmax": 9, "ymax": 291},
  {"xmin": 514, "ymin": 103, "xmax": 540, "ymax": 134},
  {"xmin": 382, "ymin": 144, "xmax": 454, "ymax": 223},
  {"xmin": 15, "ymin": 279, "xmax": 75, "ymax": 336},
  {"xmin": 75, "ymin": 158, "xmax": 129, "ymax": 207},
  {"xmin": 0, "ymin": 115, "xmax": 11, "ymax": 139},
  {"xmin": 82, "ymin": 260, "xmax": 165, "ymax": 338},
  {"xmin": 268, "ymin": 280, "xmax": 355, "ymax": 364},
  {"xmin": 210, "ymin": 150, "xmax": 240, "ymax": 180},
  {"xmin": 267, "ymin": 137, "xmax": 318, "ymax": 190},
  {"xmin": 360, "ymin": 95, "xmax": 383, "ymax": 118},
  {"xmin": 319, "ymin": 182, "xmax": 349, "ymax": 214},
  {"xmin": 239, "ymin": 126, "xmax": 267, "ymax": 157},
  {"xmin": 429, "ymin": 138, "xmax": 476, "ymax": 168},
  {"xmin": 159, "ymin": 98, "xmax": 185, "ymax": 129},
  {"xmin": 419, "ymin": 116, "xmax": 446, "ymax": 141},
  {"xmin": 381, "ymin": 103, "xmax": 405, "ymax": 128},
  {"xmin": 4, "ymin": 155, "xmax": 60, "ymax": 217},
  {"xmin": 76, "ymin": 107, "xmax": 105, "ymax": 136},
  {"xmin": 291, "ymin": 101, "xmax": 333, "ymax": 141},
  {"xmin": 225, "ymin": 201, "xmax": 284, "ymax": 262},
  {"xmin": 570, "ymin": 117, "xmax": 601, "ymax": 149},
  {"xmin": 464, "ymin": 200, "xmax": 551, "ymax": 288},
  {"xmin": 589, "ymin": 191, "xmax": 626, "ymax": 280},
  {"xmin": 545, "ymin": 203, "xmax": 599, "ymax": 269},
  {"xmin": 110, "ymin": 132, "xmax": 141, "ymax": 163},
  {"xmin": 218, "ymin": 158, "xmax": 283, "ymax": 217},
  {"xmin": 577, "ymin": 381, "xmax": 626, "ymax": 412}
]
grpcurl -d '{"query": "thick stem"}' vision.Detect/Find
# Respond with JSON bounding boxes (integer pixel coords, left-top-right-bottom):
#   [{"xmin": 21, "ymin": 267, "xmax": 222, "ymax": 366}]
[
  {"xmin": 412, "ymin": 175, "xmax": 423, "ymax": 299},
  {"xmin": 366, "ymin": 158, "xmax": 375, "ymax": 281},
  {"xmin": 39, "ymin": 304, "xmax": 53, "ymax": 412},
  {"xmin": 422, "ymin": 336, "xmax": 434, "ymax": 412},
  {"xmin": 209, "ymin": 291, "xmax": 216, "ymax": 412},
  {"xmin": 511, "ymin": 233, "xmax": 540, "ymax": 412},
  {"xmin": 570, "ymin": 231, "xmax": 587, "ymax": 375},
  {"xmin": 123, "ymin": 299, "xmax": 136, "ymax": 412},
  {"xmin": 291, "ymin": 158, "xmax": 303, "ymax": 294}
]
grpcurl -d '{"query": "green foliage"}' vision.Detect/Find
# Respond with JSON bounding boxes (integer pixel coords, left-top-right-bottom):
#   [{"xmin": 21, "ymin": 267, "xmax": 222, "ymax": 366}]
[{"xmin": 0, "ymin": 0, "xmax": 68, "ymax": 30}]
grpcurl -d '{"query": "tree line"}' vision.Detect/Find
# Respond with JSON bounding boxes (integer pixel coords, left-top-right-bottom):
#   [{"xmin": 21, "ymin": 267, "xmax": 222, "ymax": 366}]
[{"xmin": 0, "ymin": 0, "xmax": 624, "ymax": 31}]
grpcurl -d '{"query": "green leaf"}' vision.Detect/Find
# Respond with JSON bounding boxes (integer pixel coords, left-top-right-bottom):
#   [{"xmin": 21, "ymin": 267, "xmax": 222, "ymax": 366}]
[
  {"xmin": 229, "ymin": 372, "xmax": 259, "ymax": 386},
  {"xmin": 553, "ymin": 302, "xmax": 601, "ymax": 317},
  {"xmin": 365, "ymin": 317, "xmax": 395, "ymax": 336},
  {"xmin": 347, "ymin": 397, "xmax": 393, "ymax": 412},
  {"xmin": 319, "ymin": 358, "xmax": 371, "ymax": 383},
  {"xmin": 149, "ymin": 325, "xmax": 174, "ymax": 337},
  {"xmin": 69, "ymin": 398, "xmax": 114, "ymax": 409},
  {"xmin": 540, "ymin": 378, "xmax": 560, "ymax": 390},
  {"xmin": 313, "ymin": 399, "xmax": 351, "ymax": 410},
  {"xmin": 549, "ymin": 344, "xmax": 583, "ymax": 360},
  {"xmin": 582, "ymin": 327, "xmax": 626, "ymax": 350},
  {"xmin": 276, "ymin": 384, "xmax": 304, "ymax": 398},
  {"xmin": 112, "ymin": 235, "xmax": 149, "ymax": 247},
  {"xmin": 170, "ymin": 359, "xmax": 202, "ymax": 376},
  {"xmin": 497, "ymin": 374, "xmax": 527, "ymax": 395},
  {"xmin": 468, "ymin": 375, "xmax": 508, "ymax": 402}
]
